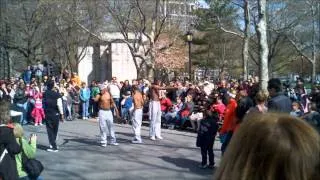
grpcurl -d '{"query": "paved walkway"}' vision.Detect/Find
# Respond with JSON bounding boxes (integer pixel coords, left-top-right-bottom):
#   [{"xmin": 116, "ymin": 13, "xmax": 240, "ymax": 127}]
[{"xmin": 23, "ymin": 119, "xmax": 221, "ymax": 180}]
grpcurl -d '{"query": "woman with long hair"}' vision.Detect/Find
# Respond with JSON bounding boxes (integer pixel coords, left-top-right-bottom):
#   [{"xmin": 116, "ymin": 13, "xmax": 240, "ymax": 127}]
[{"xmin": 215, "ymin": 113, "xmax": 320, "ymax": 180}]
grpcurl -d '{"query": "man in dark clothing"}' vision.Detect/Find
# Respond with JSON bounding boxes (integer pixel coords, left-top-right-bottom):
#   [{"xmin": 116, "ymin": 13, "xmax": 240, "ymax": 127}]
[
  {"xmin": 235, "ymin": 90, "xmax": 254, "ymax": 123},
  {"xmin": 43, "ymin": 80, "xmax": 64, "ymax": 152},
  {"xmin": 267, "ymin": 78, "xmax": 292, "ymax": 113}
]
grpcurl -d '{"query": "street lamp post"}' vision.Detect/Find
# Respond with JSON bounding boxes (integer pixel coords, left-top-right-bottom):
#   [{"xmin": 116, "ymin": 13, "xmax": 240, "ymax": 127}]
[{"xmin": 186, "ymin": 31, "xmax": 193, "ymax": 81}]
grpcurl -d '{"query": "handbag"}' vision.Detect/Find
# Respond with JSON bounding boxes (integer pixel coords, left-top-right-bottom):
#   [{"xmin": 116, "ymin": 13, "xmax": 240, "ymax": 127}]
[{"xmin": 19, "ymin": 138, "xmax": 44, "ymax": 178}]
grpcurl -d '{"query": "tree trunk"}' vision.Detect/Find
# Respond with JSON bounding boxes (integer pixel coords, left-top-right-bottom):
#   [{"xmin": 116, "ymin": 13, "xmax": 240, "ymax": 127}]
[
  {"xmin": 311, "ymin": 3, "xmax": 317, "ymax": 82},
  {"xmin": 242, "ymin": 0, "xmax": 250, "ymax": 80},
  {"xmin": 257, "ymin": 0, "xmax": 269, "ymax": 91}
]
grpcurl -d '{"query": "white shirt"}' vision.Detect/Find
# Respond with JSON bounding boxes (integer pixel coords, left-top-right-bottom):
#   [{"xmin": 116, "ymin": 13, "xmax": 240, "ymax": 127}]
[{"xmin": 108, "ymin": 83, "xmax": 120, "ymax": 99}]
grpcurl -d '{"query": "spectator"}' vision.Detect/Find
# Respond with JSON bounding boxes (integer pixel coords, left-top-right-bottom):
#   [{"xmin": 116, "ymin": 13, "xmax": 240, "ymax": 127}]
[
  {"xmin": 214, "ymin": 113, "xmax": 320, "ymax": 180},
  {"xmin": 80, "ymin": 82, "xmax": 90, "ymax": 120},
  {"xmin": 108, "ymin": 77, "xmax": 121, "ymax": 111},
  {"xmin": 235, "ymin": 89, "xmax": 254, "ymax": 124},
  {"xmin": 14, "ymin": 83, "xmax": 28, "ymax": 125},
  {"xmin": 247, "ymin": 90, "xmax": 268, "ymax": 114},
  {"xmin": 31, "ymin": 87, "xmax": 45, "ymax": 126},
  {"xmin": 71, "ymin": 72, "xmax": 81, "ymax": 87},
  {"xmin": 267, "ymin": 78, "xmax": 292, "ymax": 113},
  {"xmin": 0, "ymin": 100, "xmax": 21, "ymax": 180},
  {"xmin": 23, "ymin": 66, "xmax": 32, "ymax": 84},
  {"xmin": 220, "ymin": 90, "xmax": 238, "ymax": 154},
  {"xmin": 196, "ymin": 110, "xmax": 219, "ymax": 169},
  {"xmin": 164, "ymin": 96, "xmax": 183, "ymax": 128},
  {"xmin": 120, "ymin": 91, "xmax": 133, "ymax": 124},
  {"xmin": 89, "ymin": 80, "xmax": 100, "ymax": 118},
  {"xmin": 176, "ymin": 94, "xmax": 194, "ymax": 129},
  {"xmin": 303, "ymin": 103, "xmax": 320, "ymax": 133},
  {"xmin": 210, "ymin": 96, "xmax": 226, "ymax": 122},
  {"xmin": 290, "ymin": 102, "xmax": 303, "ymax": 117},
  {"xmin": 13, "ymin": 123, "xmax": 43, "ymax": 180}
]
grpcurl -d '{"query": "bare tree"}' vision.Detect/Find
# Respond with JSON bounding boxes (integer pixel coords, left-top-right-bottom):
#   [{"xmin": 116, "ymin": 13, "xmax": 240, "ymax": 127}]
[{"xmin": 256, "ymin": 0, "xmax": 269, "ymax": 90}]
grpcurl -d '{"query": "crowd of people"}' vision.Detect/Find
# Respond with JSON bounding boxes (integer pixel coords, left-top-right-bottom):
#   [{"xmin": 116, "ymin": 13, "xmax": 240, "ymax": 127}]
[{"xmin": 1, "ymin": 65, "xmax": 320, "ymax": 179}]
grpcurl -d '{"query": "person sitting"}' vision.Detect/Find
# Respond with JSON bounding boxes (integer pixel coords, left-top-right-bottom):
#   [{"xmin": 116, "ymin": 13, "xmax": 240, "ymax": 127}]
[
  {"xmin": 13, "ymin": 123, "xmax": 43, "ymax": 180},
  {"xmin": 214, "ymin": 113, "xmax": 320, "ymax": 180},
  {"xmin": 164, "ymin": 96, "xmax": 183, "ymax": 128},
  {"xmin": 176, "ymin": 95, "xmax": 194, "ymax": 129}
]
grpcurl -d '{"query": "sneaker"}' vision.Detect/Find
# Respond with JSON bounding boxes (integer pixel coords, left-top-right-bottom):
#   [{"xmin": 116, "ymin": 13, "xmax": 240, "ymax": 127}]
[
  {"xmin": 49, "ymin": 145, "xmax": 59, "ymax": 150},
  {"xmin": 198, "ymin": 164, "xmax": 208, "ymax": 169},
  {"xmin": 101, "ymin": 143, "xmax": 107, "ymax": 147},
  {"xmin": 39, "ymin": 123, "xmax": 43, "ymax": 126},
  {"xmin": 208, "ymin": 164, "xmax": 215, "ymax": 169},
  {"xmin": 109, "ymin": 142, "xmax": 119, "ymax": 146},
  {"xmin": 82, "ymin": 117, "xmax": 86, "ymax": 120},
  {"xmin": 156, "ymin": 136, "xmax": 163, "ymax": 140},
  {"xmin": 150, "ymin": 136, "xmax": 156, "ymax": 141},
  {"xmin": 34, "ymin": 124, "xmax": 38, "ymax": 126},
  {"xmin": 132, "ymin": 140, "xmax": 143, "ymax": 144},
  {"xmin": 47, "ymin": 148, "xmax": 59, "ymax": 152}
]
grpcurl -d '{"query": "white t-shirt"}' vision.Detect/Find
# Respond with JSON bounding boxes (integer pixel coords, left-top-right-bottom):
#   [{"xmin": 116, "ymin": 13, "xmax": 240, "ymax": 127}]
[{"xmin": 108, "ymin": 83, "xmax": 120, "ymax": 99}]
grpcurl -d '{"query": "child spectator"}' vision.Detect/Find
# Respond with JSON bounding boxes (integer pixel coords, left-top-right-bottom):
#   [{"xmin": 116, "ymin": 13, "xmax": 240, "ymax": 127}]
[
  {"xmin": 164, "ymin": 96, "xmax": 183, "ymax": 128},
  {"xmin": 196, "ymin": 110, "xmax": 219, "ymax": 169},
  {"xmin": 210, "ymin": 96, "xmax": 226, "ymax": 122},
  {"xmin": 290, "ymin": 102, "xmax": 303, "ymax": 117},
  {"xmin": 31, "ymin": 88, "xmax": 45, "ymax": 126}
]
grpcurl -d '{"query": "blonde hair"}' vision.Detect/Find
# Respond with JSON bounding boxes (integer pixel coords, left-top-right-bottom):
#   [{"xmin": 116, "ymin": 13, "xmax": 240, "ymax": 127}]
[
  {"xmin": 255, "ymin": 90, "xmax": 269, "ymax": 103},
  {"xmin": 13, "ymin": 123, "xmax": 24, "ymax": 138},
  {"xmin": 215, "ymin": 113, "xmax": 320, "ymax": 180}
]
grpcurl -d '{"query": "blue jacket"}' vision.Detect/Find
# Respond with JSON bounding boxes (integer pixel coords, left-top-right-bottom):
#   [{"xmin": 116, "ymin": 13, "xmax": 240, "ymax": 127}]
[
  {"xmin": 268, "ymin": 93, "xmax": 292, "ymax": 113},
  {"xmin": 123, "ymin": 97, "xmax": 133, "ymax": 109},
  {"xmin": 80, "ymin": 88, "xmax": 91, "ymax": 102}
]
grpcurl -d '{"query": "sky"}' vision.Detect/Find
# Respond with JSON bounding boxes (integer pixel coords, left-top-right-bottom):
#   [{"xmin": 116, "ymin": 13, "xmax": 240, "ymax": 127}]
[{"xmin": 197, "ymin": 0, "xmax": 209, "ymax": 8}]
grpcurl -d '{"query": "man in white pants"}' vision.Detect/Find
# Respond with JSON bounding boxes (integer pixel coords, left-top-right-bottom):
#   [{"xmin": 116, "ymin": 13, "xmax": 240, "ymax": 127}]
[
  {"xmin": 131, "ymin": 86, "xmax": 144, "ymax": 143},
  {"xmin": 149, "ymin": 80, "xmax": 176, "ymax": 141},
  {"xmin": 93, "ymin": 86, "xmax": 119, "ymax": 147}
]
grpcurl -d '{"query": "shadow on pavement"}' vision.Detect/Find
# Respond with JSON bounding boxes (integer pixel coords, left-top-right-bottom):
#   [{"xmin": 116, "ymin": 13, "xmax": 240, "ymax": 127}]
[{"xmin": 160, "ymin": 156, "xmax": 215, "ymax": 176}]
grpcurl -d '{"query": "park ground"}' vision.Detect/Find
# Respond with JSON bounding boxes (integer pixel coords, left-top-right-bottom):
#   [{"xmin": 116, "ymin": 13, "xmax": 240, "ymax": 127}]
[{"xmin": 23, "ymin": 119, "xmax": 221, "ymax": 180}]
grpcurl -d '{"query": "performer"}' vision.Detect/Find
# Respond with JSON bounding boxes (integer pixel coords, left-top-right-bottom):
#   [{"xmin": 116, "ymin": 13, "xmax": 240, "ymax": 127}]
[
  {"xmin": 131, "ymin": 86, "xmax": 144, "ymax": 143},
  {"xmin": 94, "ymin": 85, "xmax": 120, "ymax": 147},
  {"xmin": 149, "ymin": 80, "xmax": 176, "ymax": 140}
]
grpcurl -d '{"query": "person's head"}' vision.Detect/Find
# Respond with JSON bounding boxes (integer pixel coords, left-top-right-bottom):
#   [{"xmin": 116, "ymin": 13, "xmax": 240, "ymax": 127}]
[
  {"xmin": 13, "ymin": 123, "xmax": 24, "ymax": 138},
  {"xmin": 215, "ymin": 113, "xmax": 320, "ymax": 180},
  {"xmin": 112, "ymin": 77, "xmax": 117, "ymax": 83},
  {"xmin": 124, "ymin": 80, "xmax": 129, "ymax": 86},
  {"xmin": 186, "ymin": 94, "xmax": 192, "ymax": 102},
  {"xmin": 47, "ymin": 80, "xmax": 55, "ymax": 90},
  {"xmin": 268, "ymin": 78, "xmax": 282, "ymax": 96},
  {"xmin": 0, "ymin": 100, "xmax": 11, "ymax": 125},
  {"xmin": 255, "ymin": 90, "xmax": 269, "ymax": 104},
  {"xmin": 81, "ymin": 82, "xmax": 86, "ymax": 88},
  {"xmin": 176, "ymin": 96, "xmax": 182, "ymax": 104},
  {"xmin": 292, "ymin": 102, "xmax": 300, "ymax": 111},
  {"xmin": 309, "ymin": 103, "xmax": 318, "ymax": 112},
  {"xmin": 154, "ymin": 79, "xmax": 161, "ymax": 86},
  {"xmin": 19, "ymin": 82, "xmax": 25, "ymax": 89}
]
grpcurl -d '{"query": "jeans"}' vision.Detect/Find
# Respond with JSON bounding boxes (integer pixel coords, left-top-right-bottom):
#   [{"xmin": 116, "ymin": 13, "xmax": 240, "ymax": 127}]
[
  {"xmin": 221, "ymin": 131, "xmax": 233, "ymax": 155},
  {"xmin": 121, "ymin": 108, "xmax": 130, "ymax": 120},
  {"xmin": 16, "ymin": 102, "xmax": 28, "ymax": 125},
  {"xmin": 82, "ymin": 100, "xmax": 89, "ymax": 118},
  {"xmin": 99, "ymin": 110, "xmax": 117, "ymax": 144}
]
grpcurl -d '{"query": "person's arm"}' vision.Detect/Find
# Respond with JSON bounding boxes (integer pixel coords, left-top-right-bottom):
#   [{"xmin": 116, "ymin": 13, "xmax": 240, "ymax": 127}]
[
  {"xmin": 21, "ymin": 137, "xmax": 36, "ymax": 158},
  {"xmin": 57, "ymin": 97, "xmax": 64, "ymax": 121},
  {"xmin": 110, "ymin": 98, "xmax": 120, "ymax": 117},
  {"xmin": 93, "ymin": 94, "xmax": 101, "ymax": 102}
]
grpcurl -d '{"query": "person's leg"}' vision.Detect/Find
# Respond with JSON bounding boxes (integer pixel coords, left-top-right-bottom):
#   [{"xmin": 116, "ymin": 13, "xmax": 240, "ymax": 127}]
[
  {"xmin": 81, "ymin": 101, "xmax": 85, "ymax": 118},
  {"xmin": 98, "ymin": 110, "xmax": 107, "ymax": 145},
  {"xmin": 155, "ymin": 101, "xmax": 162, "ymax": 138},
  {"xmin": 201, "ymin": 146, "xmax": 208, "ymax": 166},
  {"xmin": 132, "ymin": 109, "xmax": 143, "ymax": 142},
  {"xmin": 52, "ymin": 117, "xmax": 60, "ymax": 149},
  {"xmin": 189, "ymin": 114, "xmax": 197, "ymax": 131},
  {"xmin": 16, "ymin": 103, "xmax": 27, "ymax": 124},
  {"xmin": 46, "ymin": 118, "xmax": 56, "ymax": 149},
  {"xmin": 221, "ymin": 131, "xmax": 233, "ymax": 155},
  {"xmin": 106, "ymin": 110, "xmax": 117, "ymax": 144},
  {"xmin": 85, "ymin": 100, "xmax": 89, "ymax": 118},
  {"xmin": 149, "ymin": 101, "xmax": 156, "ymax": 138},
  {"xmin": 208, "ymin": 143, "xmax": 214, "ymax": 167}
]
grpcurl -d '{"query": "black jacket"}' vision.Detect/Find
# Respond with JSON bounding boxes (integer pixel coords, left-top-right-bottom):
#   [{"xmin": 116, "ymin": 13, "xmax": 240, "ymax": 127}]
[
  {"xmin": 236, "ymin": 96, "xmax": 254, "ymax": 122},
  {"xmin": 43, "ymin": 90, "xmax": 62, "ymax": 117},
  {"xmin": 196, "ymin": 116, "xmax": 219, "ymax": 147},
  {"xmin": 268, "ymin": 93, "xmax": 292, "ymax": 113},
  {"xmin": 0, "ymin": 126, "xmax": 21, "ymax": 180},
  {"xmin": 304, "ymin": 111, "xmax": 320, "ymax": 133}
]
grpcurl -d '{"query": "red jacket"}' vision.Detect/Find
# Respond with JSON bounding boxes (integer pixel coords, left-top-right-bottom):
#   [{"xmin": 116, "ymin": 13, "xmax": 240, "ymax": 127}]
[
  {"xmin": 220, "ymin": 98, "xmax": 238, "ymax": 134},
  {"xmin": 160, "ymin": 98, "xmax": 172, "ymax": 112}
]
